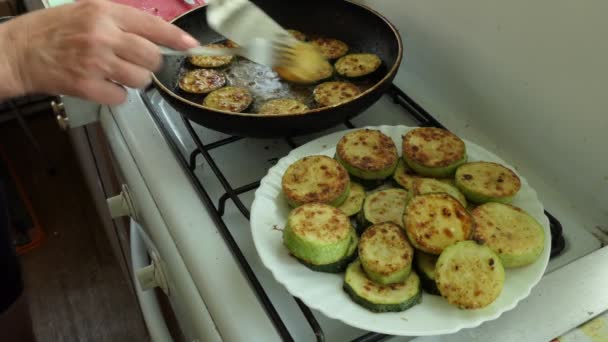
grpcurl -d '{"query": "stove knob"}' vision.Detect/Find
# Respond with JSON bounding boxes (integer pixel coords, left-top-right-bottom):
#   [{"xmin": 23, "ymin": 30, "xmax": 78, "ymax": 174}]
[
  {"xmin": 106, "ymin": 184, "xmax": 138, "ymax": 219},
  {"xmin": 136, "ymin": 251, "xmax": 169, "ymax": 295},
  {"xmin": 51, "ymin": 100, "xmax": 69, "ymax": 131}
]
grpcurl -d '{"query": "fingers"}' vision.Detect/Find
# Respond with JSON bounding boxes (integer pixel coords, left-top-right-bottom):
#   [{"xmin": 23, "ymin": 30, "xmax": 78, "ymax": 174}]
[
  {"xmin": 108, "ymin": 57, "xmax": 152, "ymax": 89},
  {"xmin": 75, "ymin": 79, "xmax": 127, "ymax": 105},
  {"xmin": 111, "ymin": 5, "xmax": 199, "ymax": 50},
  {"xmin": 114, "ymin": 32, "xmax": 163, "ymax": 72}
]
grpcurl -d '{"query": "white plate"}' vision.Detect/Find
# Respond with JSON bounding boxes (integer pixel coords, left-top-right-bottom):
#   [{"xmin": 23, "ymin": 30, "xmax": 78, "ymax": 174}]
[{"xmin": 250, "ymin": 125, "xmax": 550, "ymax": 336}]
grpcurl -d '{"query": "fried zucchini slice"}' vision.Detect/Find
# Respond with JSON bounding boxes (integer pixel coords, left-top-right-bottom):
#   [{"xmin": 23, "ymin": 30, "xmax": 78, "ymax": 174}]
[
  {"xmin": 359, "ymin": 188, "xmax": 409, "ymax": 231},
  {"xmin": 313, "ymin": 81, "xmax": 361, "ymax": 107},
  {"xmin": 435, "ymin": 241, "xmax": 505, "ymax": 309},
  {"xmin": 335, "ymin": 129, "xmax": 399, "ymax": 180},
  {"xmin": 298, "ymin": 227, "xmax": 359, "ymax": 273},
  {"xmin": 282, "ymin": 155, "xmax": 350, "ymax": 207},
  {"xmin": 258, "ymin": 98, "xmax": 309, "ymax": 115},
  {"xmin": 404, "ymin": 193, "xmax": 473, "ymax": 255},
  {"xmin": 283, "ymin": 203, "xmax": 352, "ymax": 265},
  {"xmin": 414, "ymin": 251, "xmax": 440, "ymax": 295},
  {"xmin": 455, "ymin": 161, "xmax": 521, "ymax": 204},
  {"xmin": 359, "ymin": 222, "xmax": 414, "ymax": 285},
  {"xmin": 189, "ymin": 43, "xmax": 234, "ymax": 68},
  {"xmin": 335, "ymin": 53, "xmax": 382, "ymax": 78},
  {"xmin": 287, "ymin": 29, "xmax": 307, "ymax": 41},
  {"xmin": 337, "ymin": 182, "xmax": 365, "ymax": 217},
  {"xmin": 178, "ymin": 69, "xmax": 227, "ymax": 94},
  {"xmin": 472, "ymin": 202, "xmax": 545, "ymax": 268},
  {"xmin": 311, "ymin": 37, "xmax": 349, "ymax": 59},
  {"xmin": 202, "ymin": 86, "xmax": 253, "ymax": 112},
  {"xmin": 402, "ymin": 127, "xmax": 467, "ymax": 178},
  {"xmin": 392, "ymin": 159, "xmax": 420, "ymax": 191},
  {"xmin": 412, "ymin": 178, "xmax": 467, "ymax": 207},
  {"xmin": 344, "ymin": 260, "xmax": 421, "ymax": 313}
]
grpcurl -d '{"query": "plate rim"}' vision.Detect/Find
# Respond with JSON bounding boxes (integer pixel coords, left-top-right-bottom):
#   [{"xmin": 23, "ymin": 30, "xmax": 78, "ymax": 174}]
[{"xmin": 250, "ymin": 124, "xmax": 550, "ymax": 336}]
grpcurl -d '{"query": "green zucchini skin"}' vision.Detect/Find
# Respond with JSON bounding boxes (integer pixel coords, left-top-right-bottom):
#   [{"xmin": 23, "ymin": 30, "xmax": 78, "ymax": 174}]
[
  {"xmin": 455, "ymin": 162, "xmax": 521, "ymax": 204},
  {"xmin": 404, "ymin": 155, "xmax": 467, "ymax": 178},
  {"xmin": 414, "ymin": 252, "xmax": 440, "ymax": 295},
  {"xmin": 471, "ymin": 202, "xmax": 545, "ymax": 268},
  {"xmin": 343, "ymin": 260, "xmax": 422, "ymax": 313},
  {"xmin": 298, "ymin": 229, "xmax": 359, "ymax": 273},
  {"xmin": 337, "ymin": 182, "xmax": 366, "ymax": 217},
  {"xmin": 359, "ymin": 223, "xmax": 414, "ymax": 285},
  {"xmin": 347, "ymin": 173, "xmax": 387, "ymax": 191},
  {"xmin": 335, "ymin": 129, "xmax": 399, "ymax": 181},
  {"xmin": 283, "ymin": 203, "xmax": 352, "ymax": 265}
]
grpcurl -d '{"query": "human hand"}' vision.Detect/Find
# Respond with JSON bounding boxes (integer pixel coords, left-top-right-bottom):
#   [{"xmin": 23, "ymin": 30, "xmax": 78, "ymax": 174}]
[{"xmin": 0, "ymin": 0, "xmax": 199, "ymax": 104}]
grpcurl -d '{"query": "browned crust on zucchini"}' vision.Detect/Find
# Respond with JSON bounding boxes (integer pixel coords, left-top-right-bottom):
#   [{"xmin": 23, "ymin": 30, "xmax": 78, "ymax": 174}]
[
  {"xmin": 178, "ymin": 69, "xmax": 227, "ymax": 94},
  {"xmin": 289, "ymin": 203, "xmax": 350, "ymax": 243},
  {"xmin": 202, "ymin": 86, "xmax": 253, "ymax": 113},
  {"xmin": 403, "ymin": 127, "xmax": 466, "ymax": 167},
  {"xmin": 313, "ymin": 81, "xmax": 361, "ymax": 107},
  {"xmin": 189, "ymin": 43, "xmax": 234, "ymax": 68},
  {"xmin": 282, "ymin": 155, "xmax": 350, "ymax": 205},
  {"xmin": 310, "ymin": 37, "xmax": 349, "ymax": 59},
  {"xmin": 404, "ymin": 193, "xmax": 473, "ymax": 254},
  {"xmin": 336, "ymin": 129, "xmax": 398, "ymax": 172}
]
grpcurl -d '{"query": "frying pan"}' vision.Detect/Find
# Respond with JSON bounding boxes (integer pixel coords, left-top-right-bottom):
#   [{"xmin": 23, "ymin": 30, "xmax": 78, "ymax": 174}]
[{"xmin": 152, "ymin": 0, "xmax": 403, "ymax": 138}]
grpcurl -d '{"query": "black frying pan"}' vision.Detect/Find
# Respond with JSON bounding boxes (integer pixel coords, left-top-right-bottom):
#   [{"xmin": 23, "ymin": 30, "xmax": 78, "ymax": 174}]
[{"xmin": 152, "ymin": 0, "xmax": 403, "ymax": 138}]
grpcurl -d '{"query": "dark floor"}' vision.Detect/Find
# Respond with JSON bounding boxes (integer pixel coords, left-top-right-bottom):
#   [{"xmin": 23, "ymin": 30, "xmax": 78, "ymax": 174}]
[{"xmin": 0, "ymin": 111, "xmax": 148, "ymax": 341}]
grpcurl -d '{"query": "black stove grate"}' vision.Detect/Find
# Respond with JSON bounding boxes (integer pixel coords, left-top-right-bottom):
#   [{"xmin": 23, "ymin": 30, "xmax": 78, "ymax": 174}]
[{"xmin": 142, "ymin": 83, "xmax": 566, "ymax": 342}]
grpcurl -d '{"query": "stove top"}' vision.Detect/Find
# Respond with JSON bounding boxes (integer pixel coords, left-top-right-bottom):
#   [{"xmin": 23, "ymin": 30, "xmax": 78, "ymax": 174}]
[{"xmin": 137, "ymin": 82, "xmax": 602, "ymax": 341}]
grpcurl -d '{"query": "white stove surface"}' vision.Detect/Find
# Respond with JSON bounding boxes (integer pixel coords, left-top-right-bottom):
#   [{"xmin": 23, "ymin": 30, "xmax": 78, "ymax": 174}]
[{"xmin": 144, "ymin": 87, "xmax": 602, "ymax": 341}]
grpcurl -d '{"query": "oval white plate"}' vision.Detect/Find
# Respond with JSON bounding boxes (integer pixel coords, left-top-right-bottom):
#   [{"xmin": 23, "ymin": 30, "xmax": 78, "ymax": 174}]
[{"xmin": 250, "ymin": 125, "xmax": 550, "ymax": 336}]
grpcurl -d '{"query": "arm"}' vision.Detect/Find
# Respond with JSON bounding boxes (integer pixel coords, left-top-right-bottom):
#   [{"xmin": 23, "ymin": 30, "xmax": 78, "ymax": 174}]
[
  {"xmin": 0, "ymin": 21, "xmax": 25, "ymax": 100},
  {"xmin": 0, "ymin": 0, "xmax": 199, "ymax": 104}
]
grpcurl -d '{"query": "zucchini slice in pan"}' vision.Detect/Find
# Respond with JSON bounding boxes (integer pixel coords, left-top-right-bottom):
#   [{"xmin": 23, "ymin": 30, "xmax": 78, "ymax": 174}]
[
  {"xmin": 336, "ymin": 129, "xmax": 399, "ymax": 180},
  {"xmin": 359, "ymin": 222, "xmax": 413, "ymax": 285},
  {"xmin": 313, "ymin": 81, "xmax": 361, "ymax": 107},
  {"xmin": 178, "ymin": 69, "xmax": 227, "ymax": 94},
  {"xmin": 455, "ymin": 161, "xmax": 521, "ymax": 204},
  {"xmin": 202, "ymin": 86, "xmax": 253, "ymax": 113},
  {"xmin": 282, "ymin": 155, "xmax": 350, "ymax": 207},
  {"xmin": 283, "ymin": 203, "xmax": 352, "ymax": 266},
  {"xmin": 337, "ymin": 182, "xmax": 365, "ymax": 217},
  {"xmin": 189, "ymin": 43, "xmax": 234, "ymax": 68},
  {"xmin": 258, "ymin": 98, "xmax": 309, "ymax": 115},
  {"xmin": 359, "ymin": 188, "xmax": 409, "ymax": 231},
  {"xmin": 335, "ymin": 53, "xmax": 382, "ymax": 78},
  {"xmin": 344, "ymin": 260, "xmax": 421, "ymax": 313},
  {"xmin": 435, "ymin": 240, "xmax": 505, "ymax": 309},
  {"xmin": 298, "ymin": 227, "xmax": 359, "ymax": 273},
  {"xmin": 412, "ymin": 178, "xmax": 467, "ymax": 207},
  {"xmin": 471, "ymin": 202, "xmax": 545, "ymax": 268},
  {"xmin": 310, "ymin": 37, "xmax": 349, "ymax": 59},
  {"xmin": 404, "ymin": 193, "xmax": 473, "ymax": 255},
  {"xmin": 402, "ymin": 127, "xmax": 467, "ymax": 178},
  {"xmin": 414, "ymin": 251, "xmax": 440, "ymax": 295}
]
